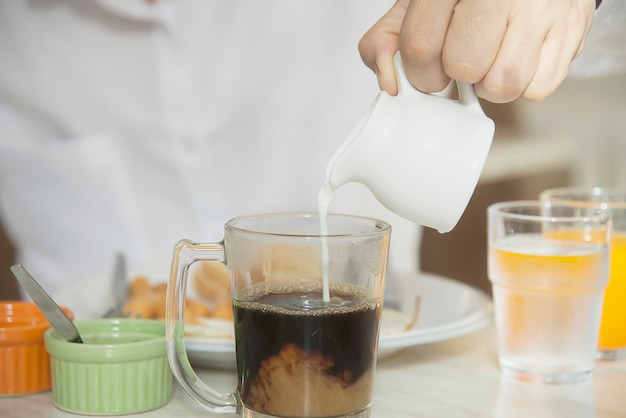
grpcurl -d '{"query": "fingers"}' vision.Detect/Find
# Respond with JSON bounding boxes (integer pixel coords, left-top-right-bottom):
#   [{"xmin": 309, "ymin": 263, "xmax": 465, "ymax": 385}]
[
  {"xmin": 467, "ymin": 1, "xmax": 548, "ymax": 102},
  {"xmin": 442, "ymin": 1, "xmax": 511, "ymax": 86},
  {"xmin": 519, "ymin": 1, "xmax": 595, "ymax": 101},
  {"xmin": 359, "ymin": 0, "xmax": 596, "ymax": 102},
  {"xmin": 472, "ymin": 0, "xmax": 595, "ymax": 102},
  {"xmin": 398, "ymin": 0, "xmax": 458, "ymax": 93}
]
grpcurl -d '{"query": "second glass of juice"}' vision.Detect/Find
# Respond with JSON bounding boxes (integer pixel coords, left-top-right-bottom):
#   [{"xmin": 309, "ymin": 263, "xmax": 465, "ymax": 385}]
[{"xmin": 540, "ymin": 187, "xmax": 626, "ymax": 360}]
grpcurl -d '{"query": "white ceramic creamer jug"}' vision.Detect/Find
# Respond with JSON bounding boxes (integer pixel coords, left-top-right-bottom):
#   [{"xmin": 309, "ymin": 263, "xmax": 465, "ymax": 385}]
[{"xmin": 323, "ymin": 52, "xmax": 495, "ymax": 233}]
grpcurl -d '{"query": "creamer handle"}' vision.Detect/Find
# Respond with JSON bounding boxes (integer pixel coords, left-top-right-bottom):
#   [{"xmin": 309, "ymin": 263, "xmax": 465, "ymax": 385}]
[
  {"xmin": 165, "ymin": 239, "xmax": 239, "ymax": 415},
  {"xmin": 457, "ymin": 81, "xmax": 486, "ymax": 115},
  {"xmin": 393, "ymin": 52, "xmax": 414, "ymax": 97},
  {"xmin": 394, "ymin": 52, "xmax": 453, "ymax": 98}
]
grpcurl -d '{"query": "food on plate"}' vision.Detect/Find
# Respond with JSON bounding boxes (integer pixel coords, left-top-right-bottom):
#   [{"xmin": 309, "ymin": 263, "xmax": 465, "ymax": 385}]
[
  {"xmin": 380, "ymin": 298, "xmax": 421, "ymax": 336},
  {"xmin": 123, "ymin": 275, "xmax": 212, "ymax": 323},
  {"xmin": 122, "ymin": 261, "xmax": 234, "ymax": 323},
  {"xmin": 192, "ymin": 261, "xmax": 233, "ymax": 319},
  {"xmin": 128, "ymin": 275, "xmax": 152, "ymax": 298}
]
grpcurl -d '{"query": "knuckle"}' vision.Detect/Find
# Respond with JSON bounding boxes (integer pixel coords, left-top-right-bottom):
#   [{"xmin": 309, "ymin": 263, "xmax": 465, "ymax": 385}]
[
  {"xmin": 480, "ymin": 64, "xmax": 528, "ymax": 102},
  {"xmin": 522, "ymin": 83, "xmax": 557, "ymax": 102},
  {"xmin": 399, "ymin": 30, "xmax": 442, "ymax": 67},
  {"xmin": 357, "ymin": 36, "xmax": 375, "ymax": 68},
  {"xmin": 443, "ymin": 59, "xmax": 485, "ymax": 85},
  {"xmin": 477, "ymin": 81, "xmax": 521, "ymax": 104}
]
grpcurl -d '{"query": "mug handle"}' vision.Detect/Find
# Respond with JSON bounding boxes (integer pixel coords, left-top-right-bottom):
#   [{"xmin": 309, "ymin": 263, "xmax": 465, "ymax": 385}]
[
  {"xmin": 393, "ymin": 52, "xmax": 485, "ymax": 114},
  {"xmin": 165, "ymin": 239, "xmax": 239, "ymax": 415}
]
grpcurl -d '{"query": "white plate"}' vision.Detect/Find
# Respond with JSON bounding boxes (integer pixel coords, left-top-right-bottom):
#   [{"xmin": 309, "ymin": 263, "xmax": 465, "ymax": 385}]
[
  {"xmin": 378, "ymin": 273, "xmax": 492, "ymax": 353},
  {"xmin": 53, "ymin": 271, "xmax": 492, "ymax": 369}
]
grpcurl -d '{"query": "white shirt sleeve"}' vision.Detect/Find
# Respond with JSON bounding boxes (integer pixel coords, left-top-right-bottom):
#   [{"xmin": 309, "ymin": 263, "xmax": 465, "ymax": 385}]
[{"xmin": 569, "ymin": 0, "xmax": 626, "ymax": 78}]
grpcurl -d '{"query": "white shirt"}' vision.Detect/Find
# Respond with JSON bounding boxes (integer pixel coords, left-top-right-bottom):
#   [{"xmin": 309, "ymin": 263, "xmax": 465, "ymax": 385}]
[{"xmin": 0, "ymin": 0, "xmax": 419, "ymax": 294}]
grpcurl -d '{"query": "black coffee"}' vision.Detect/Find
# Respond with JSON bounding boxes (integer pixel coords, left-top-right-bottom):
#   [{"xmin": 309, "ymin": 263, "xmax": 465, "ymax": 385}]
[{"xmin": 234, "ymin": 281, "xmax": 380, "ymax": 417}]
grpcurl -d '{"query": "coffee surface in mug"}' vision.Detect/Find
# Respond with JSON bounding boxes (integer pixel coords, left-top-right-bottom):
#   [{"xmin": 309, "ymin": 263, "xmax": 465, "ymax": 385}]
[{"xmin": 234, "ymin": 281, "xmax": 380, "ymax": 418}]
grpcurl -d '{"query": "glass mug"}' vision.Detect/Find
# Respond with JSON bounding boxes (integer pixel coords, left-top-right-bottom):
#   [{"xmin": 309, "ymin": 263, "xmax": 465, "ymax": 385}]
[{"xmin": 165, "ymin": 213, "xmax": 391, "ymax": 418}]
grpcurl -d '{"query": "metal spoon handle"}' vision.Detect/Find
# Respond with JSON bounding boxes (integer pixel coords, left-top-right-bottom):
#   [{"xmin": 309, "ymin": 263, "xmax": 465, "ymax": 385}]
[{"xmin": 10, "ymin": 264, "xmax": 83, "ymax": 343}]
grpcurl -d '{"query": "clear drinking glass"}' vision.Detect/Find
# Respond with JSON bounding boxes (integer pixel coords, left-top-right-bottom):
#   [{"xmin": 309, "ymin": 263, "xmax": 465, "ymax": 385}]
[
  {"xmin": 488, "ymin": 201, "xmax": 611, "ymax": 384},
  {"xmin": 166, "ymin": 212, "xmax": 391, "ymax": 418},
  {"xmin": 540, "ymin": 187, "xmax": 626, "ymax": 361}
]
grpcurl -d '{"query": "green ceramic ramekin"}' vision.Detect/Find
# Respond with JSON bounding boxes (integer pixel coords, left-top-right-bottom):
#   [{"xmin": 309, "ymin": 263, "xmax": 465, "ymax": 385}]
[{"xmin": 44, "ymin": 318, "xmax": 172, "ymax": 415}]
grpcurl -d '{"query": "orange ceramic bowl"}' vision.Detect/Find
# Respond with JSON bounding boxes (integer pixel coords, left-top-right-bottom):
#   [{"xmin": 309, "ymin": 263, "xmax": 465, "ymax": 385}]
[{"xmin": 0, "ymin": 301, "xmax": 73, "ymax": 396}]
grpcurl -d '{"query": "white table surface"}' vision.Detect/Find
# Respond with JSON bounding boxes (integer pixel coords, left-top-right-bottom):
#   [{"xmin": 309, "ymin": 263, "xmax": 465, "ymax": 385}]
[{"xmin": 2, "ymin": 323, "xmax": 625, "ymax": 418}]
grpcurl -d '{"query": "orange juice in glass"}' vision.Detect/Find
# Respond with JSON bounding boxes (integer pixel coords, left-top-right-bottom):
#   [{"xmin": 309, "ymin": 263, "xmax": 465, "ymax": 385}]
[
  {"xmin": 488, "ymin": 201, "xmax": 611, "ymax": 384},
  {"xmin": 600, "ymin": 233, "xmax": 626, "ymax": 351},
  {"xmin": 540, "ymin": 187, "xmax": 626, "ymax": 360}
]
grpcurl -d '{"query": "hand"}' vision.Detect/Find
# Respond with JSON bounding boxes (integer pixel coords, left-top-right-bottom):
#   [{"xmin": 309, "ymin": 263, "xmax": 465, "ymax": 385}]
[{"xmin": 359, "ymin": 0, "xmax": 596, "ymax": 103}]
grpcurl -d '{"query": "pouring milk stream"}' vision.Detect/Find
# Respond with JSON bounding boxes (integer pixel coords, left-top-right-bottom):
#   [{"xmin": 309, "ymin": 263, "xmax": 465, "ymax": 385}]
[
  {"xmin": 318, "ymin": 52, "xmax": 495, "ymax": 302},
  {"xmin": 161, "ymin": 54, "xmax": 495, "ymax": 418}
]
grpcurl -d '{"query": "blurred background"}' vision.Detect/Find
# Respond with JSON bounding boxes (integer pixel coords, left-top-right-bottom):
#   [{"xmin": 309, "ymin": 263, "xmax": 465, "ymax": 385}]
[
  {"xmin": 421, "ymin": 72, "xmax": 626, "ymax": 294},
  {"xmin": 2, "ymin": 72, "xmax": 625, "ymax": 300}
]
